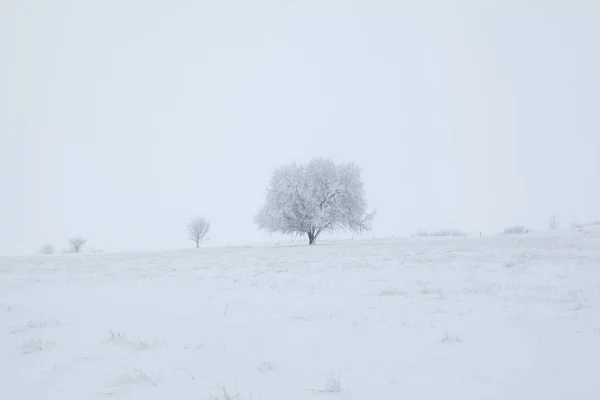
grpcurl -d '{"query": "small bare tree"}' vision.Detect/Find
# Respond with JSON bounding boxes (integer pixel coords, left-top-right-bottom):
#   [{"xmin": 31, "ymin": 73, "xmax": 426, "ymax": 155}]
[
  {"xmin": 188, "ymin": 217, "xmax": 210, "ymax": 248},
  {"xmin": 39, "ymin": 244, "xmax": 55, "ymax": 254},
  {"xmin": 68, "ymin": 236, "xmax": 87, "ymax": 253},
  {"xmin": 549, "ymin": 214, "xmax": 560, "ymax": 230}
]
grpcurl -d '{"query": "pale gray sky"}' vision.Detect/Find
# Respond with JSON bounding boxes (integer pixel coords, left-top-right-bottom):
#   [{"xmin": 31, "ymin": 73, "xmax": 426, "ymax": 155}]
[{"xmin": 1, "ymin": 0, "xmax": 598, "ymax": 255}]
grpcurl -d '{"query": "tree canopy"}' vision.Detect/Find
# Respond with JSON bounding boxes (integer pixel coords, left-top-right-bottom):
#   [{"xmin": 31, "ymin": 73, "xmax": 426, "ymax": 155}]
[{"xmin": 255, "ymin": 158, "xmax": 374, "ymax": 244}]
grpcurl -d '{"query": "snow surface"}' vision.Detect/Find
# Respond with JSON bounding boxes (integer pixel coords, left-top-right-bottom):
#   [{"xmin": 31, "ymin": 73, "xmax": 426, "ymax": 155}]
[{"xmin": 2, "ymin": 228, "xmax": 600, "ymax": 399}]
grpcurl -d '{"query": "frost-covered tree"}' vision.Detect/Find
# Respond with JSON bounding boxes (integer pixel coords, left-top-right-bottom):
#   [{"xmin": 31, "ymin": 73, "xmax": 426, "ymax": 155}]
[
  {"xmin": 68, "ymin": 236, "xmax": 87, "ymax": 253},
  {"xmin": 255, "ymin": 158, "xmax": 374, "ymax": 245},
  {"xmin": 188, "ymin": 217, "xmax": 210, "ymax": 248}
]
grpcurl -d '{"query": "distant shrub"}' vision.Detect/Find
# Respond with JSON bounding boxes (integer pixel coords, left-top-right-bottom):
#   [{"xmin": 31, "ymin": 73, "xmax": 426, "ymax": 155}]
[
  {"xmin": 39, "ymin": 244, "xmax": 54, "ymax": 254},
  {"xmin": 571, "ymin": 220, "xmax": 600, "ymax": 229},
  {"xmin": 502, "ymin": 225, "xmax": 531, "ymax": 235},
  {"xmin": 414, "ymin": 229, "xmax": 467, "ymax": 237},
  {"xmin": 549, "ymin": 214, "xmax": 559, "ymax": 230},
  {"xmin": 432, "ymin": 229, "xmax": 467, "ymax": 237}
]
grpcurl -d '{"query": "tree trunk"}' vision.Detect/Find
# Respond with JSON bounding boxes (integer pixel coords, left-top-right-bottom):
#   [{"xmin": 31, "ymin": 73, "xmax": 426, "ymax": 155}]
[
  {"xmin": 196, "ymin": 240, "xmax": 199, "ymax": 248},
  {"xmin": 308, "ymin": 229, "xmax": 320, "ymax": 245}
]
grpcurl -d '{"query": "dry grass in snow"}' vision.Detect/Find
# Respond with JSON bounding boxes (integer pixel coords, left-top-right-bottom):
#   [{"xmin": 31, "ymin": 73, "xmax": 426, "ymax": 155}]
[{"xmin": 1, "ymin": 227, "xmax": 599, "ymax": 399}]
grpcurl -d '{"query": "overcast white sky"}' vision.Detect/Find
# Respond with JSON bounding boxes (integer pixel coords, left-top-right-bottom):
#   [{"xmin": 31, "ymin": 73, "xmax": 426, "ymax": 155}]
[{"xmin": 1, "ymin": 0, "xmax": 598, "ymax": 255}]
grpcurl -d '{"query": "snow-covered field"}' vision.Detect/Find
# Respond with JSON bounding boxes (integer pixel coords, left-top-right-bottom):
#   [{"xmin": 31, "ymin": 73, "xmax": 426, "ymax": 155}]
[{"xmin": 2, "ymin": 228, "xmax": 599, "ymax": 400}]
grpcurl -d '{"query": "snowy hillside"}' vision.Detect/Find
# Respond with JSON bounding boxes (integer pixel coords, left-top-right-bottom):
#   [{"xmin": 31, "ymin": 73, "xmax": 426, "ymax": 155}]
[{"xmin": 1, "ymin": 228, "xmax": 599, "ymax": 399}]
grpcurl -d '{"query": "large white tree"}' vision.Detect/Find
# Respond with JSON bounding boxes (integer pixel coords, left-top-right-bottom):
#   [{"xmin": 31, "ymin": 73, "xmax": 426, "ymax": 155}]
[
  {"xmin": 255, "ymin": 158, "xmax": 374, "ymax": 245},
  {"xmin": 188, "ymin": 217, "xmax": 210, "ymax": 248}
]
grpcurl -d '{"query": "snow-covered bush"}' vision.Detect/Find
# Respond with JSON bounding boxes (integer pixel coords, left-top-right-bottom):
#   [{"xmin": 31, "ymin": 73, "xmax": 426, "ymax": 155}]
[
  {"xmin": 255, "ymin": 157, "xmax": 374, "ymax": 245},
  {"xmin": 502, "ymin": 226, "xmax": 531, "ymax": 235},
  {"xmin": 415, "ymin": 229, "xmax": 467, "ymax": 237},
  {"xmin": 39, "ymin": 244, "xmax": 55, "ymax": 254},
  {"xmin": 434, "ymin": 230, "xmax": 466, "ymax": 237},
  {"xmin": 571, "ymin": 220, "xmax": 600, "ymax": 229}
]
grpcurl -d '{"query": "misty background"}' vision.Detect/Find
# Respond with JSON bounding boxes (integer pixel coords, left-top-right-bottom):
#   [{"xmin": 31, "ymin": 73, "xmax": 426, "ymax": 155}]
[{"xmin": 1, "ymin": 0, "xmax": 598, "ymax": 256}]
